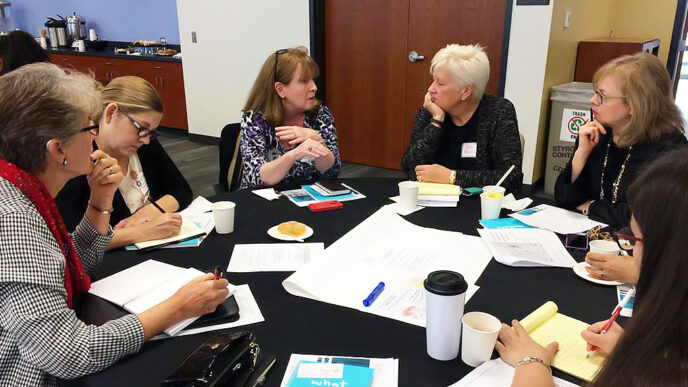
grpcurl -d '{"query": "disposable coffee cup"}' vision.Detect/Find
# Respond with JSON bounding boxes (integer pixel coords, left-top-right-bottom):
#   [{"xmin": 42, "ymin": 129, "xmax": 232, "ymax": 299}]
[
  {"xmin": 398, "ymin": 181, "xmax": 420, "ymax": 212},
  {"xmin": 480, "ymin": 186, "xmax": 506, "ymax": 220},
  {"xmin": 589, "ymin": 240, "xmax": 620, "ymax": 255},
  {"xmin": 39, "ymin": 36, "xmax": 48, "ymax": 49},
  {"xmin": 424, "ymin": 270, "xmax": 468, "ymax": 361},
  {"xmin": 212, "ymin": 201, "xmax": 236, "ymax": 234},
  {"xmin": 77, "ymin": 39, "xmax": 86, "ymax": 52},
  {"xmin": 461, "ymin": 311, "xmax": 502, "ymax": 367}
]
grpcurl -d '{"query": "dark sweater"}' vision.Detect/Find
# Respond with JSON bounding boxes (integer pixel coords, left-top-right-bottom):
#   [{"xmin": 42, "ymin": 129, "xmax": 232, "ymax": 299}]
[
  {"xmin": 56, "ymin": 138, "xmax": 193, "ymax": 232},
  {"xmin": 554, "ymin": 130, "xmax": 687, "ymax": 229},
  {"xmin": 401, "ymin": 95, "xmax": 524, "ymax": 193}
]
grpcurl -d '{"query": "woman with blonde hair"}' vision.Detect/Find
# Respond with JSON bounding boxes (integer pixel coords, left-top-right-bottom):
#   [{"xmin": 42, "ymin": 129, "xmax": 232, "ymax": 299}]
[
  {"xmin": 57, "ymin": 76, "xmax": 192, "ymax": 249},
  {"xmin": 555, "ymin": 52, "xmax": 686, "ymax": 230},
  {"xmin": 0, "ymin": 63, "xmax": 227, "ymax": 386},
  {"xmin": 401, "ymin": 44, "xmax": 523, "ymax": 192},
  {"xmin": 240, "ymin": 46, "xmax": 341, "ymax": 189}
]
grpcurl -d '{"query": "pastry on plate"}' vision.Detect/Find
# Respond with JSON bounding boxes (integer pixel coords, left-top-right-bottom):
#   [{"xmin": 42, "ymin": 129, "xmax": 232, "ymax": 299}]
[{"xmin": 277, "ymin": 221, "xmax": 307, "ymax": 238}]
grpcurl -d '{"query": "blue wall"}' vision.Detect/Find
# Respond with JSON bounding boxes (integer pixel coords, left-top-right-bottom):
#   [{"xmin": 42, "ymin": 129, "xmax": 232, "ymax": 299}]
[{"xmin": 12, "ymin": 0, "xmax": 180, "ymax": 44}]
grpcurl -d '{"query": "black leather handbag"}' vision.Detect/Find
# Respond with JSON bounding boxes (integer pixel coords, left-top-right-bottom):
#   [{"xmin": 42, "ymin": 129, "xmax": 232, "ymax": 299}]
[{"xmin": 161, "ymin": 331, "xmax": 260, "ymax": 386}]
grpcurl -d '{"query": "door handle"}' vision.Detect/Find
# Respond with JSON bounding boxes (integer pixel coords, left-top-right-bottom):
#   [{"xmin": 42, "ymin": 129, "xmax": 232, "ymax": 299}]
[{"xmin": 408, "ymin": 51, "xmax": 425, "ymax": 63}]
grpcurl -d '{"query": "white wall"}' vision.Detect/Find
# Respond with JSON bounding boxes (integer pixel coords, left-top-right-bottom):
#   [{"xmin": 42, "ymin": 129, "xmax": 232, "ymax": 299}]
[
  {"xmin": 176, "ymin": 0, "xmax": 311, "ymax": 138},
  {"xmin": 503, "ymin": 0, "xmax": 554, "ymax": 185}
]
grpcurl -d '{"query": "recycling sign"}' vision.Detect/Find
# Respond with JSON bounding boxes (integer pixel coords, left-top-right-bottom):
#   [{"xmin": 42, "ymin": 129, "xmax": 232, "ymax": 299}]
[{"xmin": 560, "ymin": 108, "xmax": 590, "ymax": 143}]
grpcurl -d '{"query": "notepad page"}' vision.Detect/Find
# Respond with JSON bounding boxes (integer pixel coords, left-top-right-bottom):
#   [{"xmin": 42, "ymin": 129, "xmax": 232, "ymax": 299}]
[
  {"xmin": 418, "ymin": 182, "xmax": 462, "ymax": 196},
  {"xmin": 523, "ymin": 302, "xmax": 604, "ymax": 381},
  {"xmin": 134, "ymin": 218, "xmax": 205, "ymax": 249}
]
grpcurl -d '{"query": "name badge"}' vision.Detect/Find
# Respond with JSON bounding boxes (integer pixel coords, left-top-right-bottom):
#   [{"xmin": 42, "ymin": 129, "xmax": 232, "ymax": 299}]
[
  {"xmin": 461, "ymin": 142, "xmax": 477, "ymax": 158},
  {"xmin": 131, "ymin": 170, "xmax": 150, "ymax": 196}
]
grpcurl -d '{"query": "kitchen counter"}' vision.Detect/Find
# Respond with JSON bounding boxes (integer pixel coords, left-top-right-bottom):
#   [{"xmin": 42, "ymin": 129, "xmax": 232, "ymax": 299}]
[{"xmin": 45, "ymin": 41, "xmax": 182, "ymax": 63}]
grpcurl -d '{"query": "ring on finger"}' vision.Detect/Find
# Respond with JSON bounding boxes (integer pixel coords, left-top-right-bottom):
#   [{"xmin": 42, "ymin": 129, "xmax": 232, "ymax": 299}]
[{"xmin": 308, "ymin": 146, "xmax": 313, "ymax": 151}]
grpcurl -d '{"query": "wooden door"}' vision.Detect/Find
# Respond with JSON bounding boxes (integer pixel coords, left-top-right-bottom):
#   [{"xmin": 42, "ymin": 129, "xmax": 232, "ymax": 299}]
[
  {"xmin": 156, "ymin": 62, "xmax": 189, "ymax": 130},
  {"xmin": 324, "ymin": 0, "xmax": 508, "ymax": 169}
]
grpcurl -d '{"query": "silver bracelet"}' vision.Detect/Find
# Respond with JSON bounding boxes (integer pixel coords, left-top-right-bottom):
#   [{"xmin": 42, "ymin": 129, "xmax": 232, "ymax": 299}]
[
  {"xmin": 88, "ymin": 201, "xmax": 113, "ymax": 215},
  {"xmin": 516, "ymin": 356, "xmax": 552, "ymax": 373}
]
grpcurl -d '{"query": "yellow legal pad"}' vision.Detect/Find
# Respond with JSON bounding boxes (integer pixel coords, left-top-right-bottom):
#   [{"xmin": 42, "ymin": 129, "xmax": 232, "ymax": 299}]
[
  {"xmin": 520, "ymin": 301, "xmax": 604, "ymax": 382},
  {"xmin": 418, "ymin": 182, "xmax": 462, "ymax": 196}
]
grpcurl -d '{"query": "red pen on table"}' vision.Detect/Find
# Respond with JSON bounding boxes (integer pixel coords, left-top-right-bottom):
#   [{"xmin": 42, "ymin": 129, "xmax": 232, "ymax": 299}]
[{"xmin": 587, "ymin": 287, "xmax": 635, "ymax": 357}]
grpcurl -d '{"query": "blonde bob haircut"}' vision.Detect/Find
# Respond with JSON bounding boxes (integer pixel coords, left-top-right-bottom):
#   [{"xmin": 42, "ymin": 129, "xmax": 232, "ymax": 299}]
[
  {"xmin": 430, "ymin": 44, "xmax": 490, "ymax": 101},
  {"xmin": 0, "ymin": 62, "xmax": 101, "ymax": 174},
  {"xmin": 98, "ymin": 75, "xmax": 163, "ymax": 121},
  {"xmin": 244, "ymin": 46, "xmax": 320, "ymax": 127},
  {"xmin": 593, "ymin": 52, "xmax": 684, "ymax": 148}
]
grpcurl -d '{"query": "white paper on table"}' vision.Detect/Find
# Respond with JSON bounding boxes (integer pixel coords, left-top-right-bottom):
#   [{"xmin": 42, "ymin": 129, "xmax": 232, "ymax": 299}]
[
  {"xmin": 252, "ymin": 188, "xmax": 281, "ymax": 201},
  {"xmin": 228, "ymin": 243, "xmax": 325, "ymax": 272},
  {"xmin": 387, "ymin": 198, "xmax": 424, "ymax": 215},
  {"xmin": 282, "ymin": 205, "xmax": 492, "ymax": 327},
  {"xmin": 501, "ymin": 194, "xmax": 533, "ymax": 212},
  {"xmin": 448, "ymin": 358, "xmax": 579, "ymax": 387},
  {"xmin": 478, "ymin": 228, "xmax": 577, "ymax": 268},
  {"xmin": 151, "ymin": 284, "xmax": 265, "ymax": 340},
  {"xmin": 280, "ymin": 354, "xmax": 399, "ymax": 387},
  {"xmin": 510, "ymin": 204, "xmax": 607, "ymax": 234},
  {"xmin": 390, "ymin": 195, "xmax": 458, "ymax": 208},
  {"xmin": 178, "ymin": 196, "xmax": 213, "ymax": 217}
]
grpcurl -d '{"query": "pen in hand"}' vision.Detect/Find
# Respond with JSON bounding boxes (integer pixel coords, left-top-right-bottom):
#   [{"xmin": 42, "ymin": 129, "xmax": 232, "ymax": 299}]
[{"xmin": 587, "ymin": 287, "xmax": 634, "ymax": 357}]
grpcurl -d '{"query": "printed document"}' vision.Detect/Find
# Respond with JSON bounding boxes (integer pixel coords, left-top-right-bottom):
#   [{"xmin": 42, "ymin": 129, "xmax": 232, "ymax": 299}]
[
  {"xmin": 449, "ymin": 359, "xmax": 579, "ymax": 387},
  {"xmin": 281, "ymin": 354, "xmax": 398, "ymax": 387},
  {"xmin": 228, "ymin": 243, "xmax": 325, "ymax": 272},
  {"xmin": 478, "ymin": 228, "xmax": 577, "ymax": 268},
  {"xmin": 510, "ymin": 204, "xmax": 607, "ymax": 234}
]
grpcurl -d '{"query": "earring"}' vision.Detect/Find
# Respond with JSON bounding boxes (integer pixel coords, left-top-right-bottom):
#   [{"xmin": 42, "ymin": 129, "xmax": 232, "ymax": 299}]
[{"xmin": 62, "ymin": 158, "xmax": 67, "ymax": 167}]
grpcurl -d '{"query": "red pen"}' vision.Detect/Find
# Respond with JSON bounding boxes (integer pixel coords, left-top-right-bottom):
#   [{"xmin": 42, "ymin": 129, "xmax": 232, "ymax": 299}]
[
  {"xmin": 587, "ymin": 288, "xmax": 635, "ymax": 357},
  {"xmin": 214, "ymin": 266, "xmax": 222, "ymax": 280}
]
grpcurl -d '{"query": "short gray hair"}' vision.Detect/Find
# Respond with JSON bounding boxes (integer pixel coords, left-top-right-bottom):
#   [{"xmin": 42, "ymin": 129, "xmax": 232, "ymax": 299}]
[
  {"xmin": 430, "ymin": 44, "xmax": 490, "ymax": 101},
  {"xmin": 0, "ymin": 63, "xmax": 101, "ymax": 173}
]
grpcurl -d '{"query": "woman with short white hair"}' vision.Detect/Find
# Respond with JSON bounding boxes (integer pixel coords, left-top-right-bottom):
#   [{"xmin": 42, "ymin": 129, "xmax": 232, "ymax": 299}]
[{"xmin": 401, "ymin": 44, "xmax": 523, "ymax": 192}]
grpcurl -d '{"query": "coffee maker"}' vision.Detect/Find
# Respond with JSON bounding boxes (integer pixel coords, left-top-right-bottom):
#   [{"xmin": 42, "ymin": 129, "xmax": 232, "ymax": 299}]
[
  {"xmin": 66, "ymin": 12, "xmax": 86, "ymax": 44},
  {"xmin": 0, "ymin": 2, "xmax": 12, "ymax": 36},
  {"xmin": 45, "ymin": 16, "xmax": 68, "ymax": 48}
]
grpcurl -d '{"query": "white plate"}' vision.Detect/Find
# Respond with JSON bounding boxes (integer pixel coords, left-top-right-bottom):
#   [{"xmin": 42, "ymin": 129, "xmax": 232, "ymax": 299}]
[
  {"xmin": 267, "ymin": 224, "xmax": 313, "ymax": 242},
  {"xmin": 573, "ymin": 261, "xmax": 624, "ymax": 286}
]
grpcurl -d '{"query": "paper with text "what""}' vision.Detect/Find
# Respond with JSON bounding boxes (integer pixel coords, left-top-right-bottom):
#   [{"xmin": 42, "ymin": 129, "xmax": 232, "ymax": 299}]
[{"xmin": 228, "ymin": 243, "xmax": 325, "ymax": 272}]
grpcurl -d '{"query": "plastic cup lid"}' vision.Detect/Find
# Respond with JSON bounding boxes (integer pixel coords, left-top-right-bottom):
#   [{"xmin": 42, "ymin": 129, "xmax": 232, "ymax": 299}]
[{"xmin": 424, "ymin": 270, "xmax": 467, "ymax": 296}]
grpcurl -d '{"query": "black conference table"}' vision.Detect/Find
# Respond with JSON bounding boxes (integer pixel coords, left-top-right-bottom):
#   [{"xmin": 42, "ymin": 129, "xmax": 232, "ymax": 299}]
[{"xmin": 65, "ymin": 178, "xmax": 619, "ymax": 387}]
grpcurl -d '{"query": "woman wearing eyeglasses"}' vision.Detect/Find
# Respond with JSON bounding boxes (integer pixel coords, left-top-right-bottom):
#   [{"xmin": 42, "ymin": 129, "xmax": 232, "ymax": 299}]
[
  {"xmin": 499, "ymin": 147, "xmax": 688, "ymax": 387},
  {"xmin": 240, "ymin": 46, "xmax": 341, "ymax": 189},
  {"xmin": 555, "ymin": 52, "xmax": 686, "ymax": 229},
  {"xmin": 56, "ymin": 76, "xmax": 192, "ymax": 249},
  {"xmin": 0, "ymin": 64, "xmax": 228, "ymax": 386}
]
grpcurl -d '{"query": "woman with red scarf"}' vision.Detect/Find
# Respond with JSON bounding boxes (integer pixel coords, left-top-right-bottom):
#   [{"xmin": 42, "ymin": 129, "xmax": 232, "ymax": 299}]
[{"xmin": 0, "ymin": 63, "xmax": 229, "ymax": 386}]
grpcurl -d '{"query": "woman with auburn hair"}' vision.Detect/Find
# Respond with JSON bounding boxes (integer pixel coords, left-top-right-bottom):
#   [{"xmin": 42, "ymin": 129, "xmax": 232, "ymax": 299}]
[
  {"xmin": 555, "ymin": 52, "xmax": 686, "ymax": 229},
  {"xmin": 401, "ymin": 43, "xmax": 523, "ymax": 193},
  {"xmin": 498, "ymin": 147, "xmax": 688, "ymax": 387},
  {"xmin": 240, "ymin": 46, "xmax": 341, "ymax": 189},
  {"xmin": 0, "ymin": 63, "xmax": 227, "ymax": 386},
  {"xmin": 56, "ymin": 76, "xmax": 192, "ymax": 249}
]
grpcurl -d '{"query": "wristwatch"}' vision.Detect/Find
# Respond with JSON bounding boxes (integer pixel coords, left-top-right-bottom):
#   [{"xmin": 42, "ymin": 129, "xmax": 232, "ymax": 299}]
[
  {"xmin": 88, "ymin": 201, "xmax": 114, "ymax": 215},
  {"xmin": 516, "ymin": 356, "xmax": 551, "ymax": 373},
  {"xmin": 449, "ymin": 170, "xmax": 457, "ymax": 185},
  {"xmin": 582, "ymin": 200, "xmax": 595, "ymax": 216}
]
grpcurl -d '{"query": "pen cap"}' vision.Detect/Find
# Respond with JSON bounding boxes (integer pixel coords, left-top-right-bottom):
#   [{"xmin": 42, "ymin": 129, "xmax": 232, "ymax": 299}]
[{"xmin": 424, "ymin": 270, "xmax": 467, "ymax": 296}]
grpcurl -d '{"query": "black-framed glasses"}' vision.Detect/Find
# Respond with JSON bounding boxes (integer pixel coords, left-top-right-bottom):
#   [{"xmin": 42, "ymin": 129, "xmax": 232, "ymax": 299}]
[
  {"xmin": 593, "ymin": 89, "xmax": 625, "ymax": 105},
  {"xmin": 80, "ymin": 124, "xmax": 99, "ymax": 136},
  {"xmin": 273, "ymin": 49, "xmax": 288, "ymax": 82},
  {"xmin": 119, "ymin": 107, "xmax": 158, "ymax": 139}
]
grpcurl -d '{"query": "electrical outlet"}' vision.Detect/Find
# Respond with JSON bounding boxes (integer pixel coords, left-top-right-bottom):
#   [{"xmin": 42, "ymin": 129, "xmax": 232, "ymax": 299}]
[
  {"xmin": 191, "ymin": 31, "xmax": 197, "ymax": 43},
  {"xmin": 564, "ymin": 11, "xmax": 572, "ymax": 28}
]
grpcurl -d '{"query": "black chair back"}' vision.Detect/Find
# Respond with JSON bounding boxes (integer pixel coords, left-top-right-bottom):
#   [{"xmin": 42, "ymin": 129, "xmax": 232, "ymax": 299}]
[{"xmin": 218, "ymin": 123, "xmax": 243, "ymax": 191}]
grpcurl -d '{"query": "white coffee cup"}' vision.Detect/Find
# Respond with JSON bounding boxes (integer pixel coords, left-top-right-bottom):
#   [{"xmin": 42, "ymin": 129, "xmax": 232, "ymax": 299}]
[
  {"xmin": 589, "ymin": 240, "xmax": 620, "ymax": 255},
  {"xmin": 461, "ymin": 311, "xmax": 502, "ymax": 367},
  {"xmin": 39, "ymin": 36, "xmax": 48, "ymax": 49},
  {"xmin": 480, "ymin": 186, "xmax": 506, "ymax": 220},
  {"xmin": 212, "ymin": 201, "xmax": 236, "ymax": 234},
  {"xmin": 424, "ymin": 270, "xmax": 467, "ymax": 361},
  {"xmin": 77, "ymin": 39, "xmax": 86, "ymax": 52},
  {"xmin": 89, "ymin": 28, "xmax": 98, "ymax": 41},
  {"xmin": 398, "ymin": 181, "xmax": 420, "ymax": 212}
]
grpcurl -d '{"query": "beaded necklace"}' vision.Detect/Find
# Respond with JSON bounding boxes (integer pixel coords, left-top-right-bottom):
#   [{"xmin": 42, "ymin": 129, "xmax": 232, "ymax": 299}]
[{"xmin": 599, "ymin": 140, "xmax": 632, "ymax": 204}]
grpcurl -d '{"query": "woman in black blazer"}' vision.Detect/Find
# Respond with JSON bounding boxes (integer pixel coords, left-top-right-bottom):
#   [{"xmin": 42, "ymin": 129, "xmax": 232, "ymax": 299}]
[{"xmin": 56, "ymin": 76, "xmax": 192, "ymax": 249}]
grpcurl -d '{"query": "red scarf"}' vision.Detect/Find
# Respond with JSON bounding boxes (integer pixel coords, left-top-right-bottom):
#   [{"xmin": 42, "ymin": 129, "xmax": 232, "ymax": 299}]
[{"xmin": 0, "ymin": 158, "xmax": 90, "ymax": 308}]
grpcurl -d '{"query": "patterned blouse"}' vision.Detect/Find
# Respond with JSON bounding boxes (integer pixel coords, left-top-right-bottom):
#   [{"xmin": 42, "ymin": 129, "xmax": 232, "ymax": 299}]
[
  {"xmin": 239, "ymin": 106, "xmax": 341, "ymax": 189},
  {"xmin": 0, "ymin": 177, "xmax": 144, "ymax": 386}
]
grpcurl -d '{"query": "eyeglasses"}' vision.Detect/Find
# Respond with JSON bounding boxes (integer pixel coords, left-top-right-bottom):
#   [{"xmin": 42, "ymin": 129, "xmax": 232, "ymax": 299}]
[
  {"xmin": 593, "ymin": 89, "xmax": 625, "ymax": 105},
  {"xmin": 119, "ymin": 107, "xmax": 158, "ymax": 139},
  {"xmin": 273, "ymin": 49, "xmax": 288, "ymax": 82},
  {"xmin": 614, "ymin": 231, "xmax": 643, "ymax": 244},
  {"xmin": 80, "ymin": 123, "xmax": 99, "ymax": 136}
]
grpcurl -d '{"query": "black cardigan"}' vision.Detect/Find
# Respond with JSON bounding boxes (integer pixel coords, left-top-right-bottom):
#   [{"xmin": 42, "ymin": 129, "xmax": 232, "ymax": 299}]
[
  {"xmin": 401, "ymin": 95, "xmax": 524, "ymax": 193},
  {"xmin": 56, "ymin": 138, "xmax": 193, "ymax": 232},
  {"xmin": 554, "ymin": 130, "xmax": 687, "ymax": 229}
]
